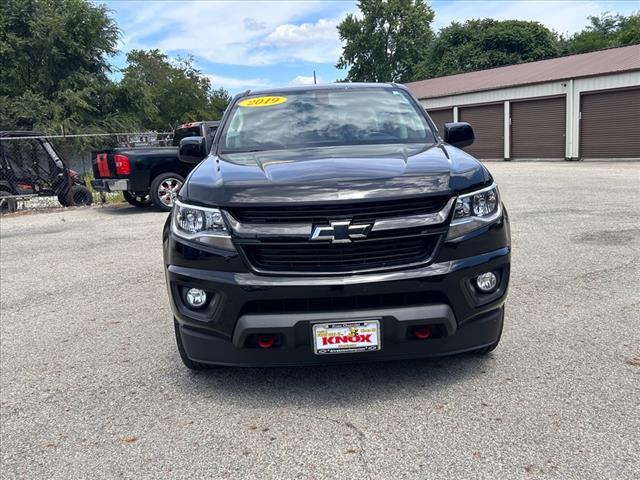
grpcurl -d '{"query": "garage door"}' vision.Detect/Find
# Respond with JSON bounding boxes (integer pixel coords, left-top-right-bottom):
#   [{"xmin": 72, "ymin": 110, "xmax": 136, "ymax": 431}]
[
  {"xmin": 459, "ymin": 103, "xmax": 504, "ymax": 159},
  {"xmin": 427, "ymin": 108, "xmax": 453, "ymax": 137},
  {"xmin": 511, "ymin": 97, "xmax": 566, "ymax": 160},
  {"xmin": 580, "ymin": 88, "xmax": 640, "ymax": 159}
]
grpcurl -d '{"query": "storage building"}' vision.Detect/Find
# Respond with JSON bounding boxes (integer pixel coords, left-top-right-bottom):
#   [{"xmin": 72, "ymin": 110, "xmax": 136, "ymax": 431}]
[{"xmin": 406, "ymin": 44, "xmax": 640, "ymax": 160}]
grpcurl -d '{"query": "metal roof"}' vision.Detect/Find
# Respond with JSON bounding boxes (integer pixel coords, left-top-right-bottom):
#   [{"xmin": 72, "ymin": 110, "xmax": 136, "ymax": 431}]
[{"xmin": 406, "ymin": 44, "xmax": 640, "ymax": 100}]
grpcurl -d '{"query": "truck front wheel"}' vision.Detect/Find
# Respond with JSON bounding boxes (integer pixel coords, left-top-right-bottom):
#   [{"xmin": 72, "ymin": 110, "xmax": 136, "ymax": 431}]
[
  {"xmin": 123, "ymin": 191, "xmax": 152, "ymax": 207},
  {"xmin": 151, "ymin": 173, "xmax": 184, "ymax": 211}
]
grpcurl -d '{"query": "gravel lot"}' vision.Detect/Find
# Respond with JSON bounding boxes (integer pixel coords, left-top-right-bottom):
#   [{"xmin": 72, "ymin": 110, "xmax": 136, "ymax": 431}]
[{"xmin": 1, "ymin": 162, "xmax": 639, "ymax": 479}]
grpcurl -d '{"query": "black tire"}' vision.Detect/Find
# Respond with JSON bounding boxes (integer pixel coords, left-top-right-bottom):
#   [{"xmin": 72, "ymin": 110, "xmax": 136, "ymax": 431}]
[
  {"xmin": 150, "ymin": 173, "xmax": 184, "ymax": 211},
  {"xmin": 57, "ymin": 192, "xmax": 70, "ymax": 207},
  {"xmin": 473, "ymin": 308, "xmax": 504, "ymax": 355},
  {"xmin": 63, "ymin": 185, "xmax": 93, "ymax": 206},
  {"xmin": 174, "ymin": 320, "xmax": 211, "ymax": 370},
  {"xmin": 123, "ymin": 191, "xmax": 152, "ymax": 207},
  {"xmin": 0, "ymin": 188, "xmax": 17, "ymax": 213}
]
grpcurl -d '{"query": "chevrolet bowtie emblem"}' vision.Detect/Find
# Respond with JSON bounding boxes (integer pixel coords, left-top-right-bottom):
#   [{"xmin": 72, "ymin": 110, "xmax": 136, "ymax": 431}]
[{"xmin": 310, "ymin": 220, "xmax": 372, "ymax": 243}]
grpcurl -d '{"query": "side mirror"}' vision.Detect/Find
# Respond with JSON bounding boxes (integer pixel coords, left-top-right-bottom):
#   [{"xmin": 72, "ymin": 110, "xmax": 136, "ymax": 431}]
[
  {"xmin": 179, "ymin": 136, "xmax": 206, "ymax": 164},
  {"xmin": 444, "ymin": 122, "xmax": 475, "ymax": 148}
]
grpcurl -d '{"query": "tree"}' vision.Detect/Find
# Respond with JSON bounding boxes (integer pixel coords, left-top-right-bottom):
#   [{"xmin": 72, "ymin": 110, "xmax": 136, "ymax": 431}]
[
  {"xmin": 0, "ymin": 0, "xmax": 120, "ymax": 131},
  {"xmin": 561, "ymin": 12, "xmax": 640, "ymax": 54},
  {"xmin": 0, "ymin": 1, "xmax": 230, "ymax": 134},
  {"xmin": 209, "ymin": 88, "xmax": 232, "ymax": 119},
  {"xmin": 418, "ymin": 19, "xmax": 560, "ymax": 79},
  {"xmin": 616, "ymin": 13, "xmax": 640, "ymax": 45},
  {"xmin": 336, "ymin": 0, "xmax": 435, "ymax": 82},
  {"xmin": 118, "ymin": 50, "xmax": 229, "ymax": 130}
]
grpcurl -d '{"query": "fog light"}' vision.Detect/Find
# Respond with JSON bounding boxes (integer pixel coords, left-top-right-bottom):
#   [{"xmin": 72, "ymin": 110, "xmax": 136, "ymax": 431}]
[
  {"xmin": 185, "ymin": 288, "xmax": 207, "ymax": 308},
  {"xmin": 475, "ymin": 272, "xmax": 498, "ymax": 293}
]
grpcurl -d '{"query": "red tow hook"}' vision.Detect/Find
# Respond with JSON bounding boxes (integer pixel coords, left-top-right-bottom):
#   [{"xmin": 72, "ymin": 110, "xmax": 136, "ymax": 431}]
[
  {"xmin": 411, "ymin": 325, "xmax": 432, "ymax": 340},
  {"xmin": 257, "ymin": 334, "xmax": 276, "ymax": 349}
]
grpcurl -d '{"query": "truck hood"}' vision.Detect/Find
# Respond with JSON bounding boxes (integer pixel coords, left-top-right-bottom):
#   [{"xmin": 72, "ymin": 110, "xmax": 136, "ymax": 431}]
[{"xmin": 183, "ymin": 143, "xmax": 491, "ymax": 206}]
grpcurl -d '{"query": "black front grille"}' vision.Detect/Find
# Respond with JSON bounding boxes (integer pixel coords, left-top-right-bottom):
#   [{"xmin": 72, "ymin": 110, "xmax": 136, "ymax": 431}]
[
  {"xmin": 239, "ymin": 233, "xmax": 441, "ymax": 274},
  {"xmin": 227, "ymin": 195, "xmax": 449, "ymax": 224},
  {"xmin": 241, "ymin": 290, "xmax": 448, "ymax": 315}
]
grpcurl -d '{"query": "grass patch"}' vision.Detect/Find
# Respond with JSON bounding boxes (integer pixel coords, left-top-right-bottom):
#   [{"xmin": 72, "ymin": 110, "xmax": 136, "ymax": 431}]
[{"xmin": 83, "ymin": 173, "xmax": 125, "ymax": 204}]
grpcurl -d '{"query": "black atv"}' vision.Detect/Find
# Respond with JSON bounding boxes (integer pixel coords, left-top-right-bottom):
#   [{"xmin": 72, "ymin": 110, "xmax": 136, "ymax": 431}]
[{"xmin": 0, "ymin": 131, "xmax": 92, "ymax": 212}]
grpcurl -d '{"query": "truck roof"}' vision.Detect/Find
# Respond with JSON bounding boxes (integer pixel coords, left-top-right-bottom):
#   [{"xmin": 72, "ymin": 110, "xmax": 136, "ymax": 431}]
[
  {"xmin": 176, "ymin": 121, "xmax": 220, "ymax": 130},
  {"xmin": 238, "ymin": 82, "xmax": 406, "ymax": 98}
]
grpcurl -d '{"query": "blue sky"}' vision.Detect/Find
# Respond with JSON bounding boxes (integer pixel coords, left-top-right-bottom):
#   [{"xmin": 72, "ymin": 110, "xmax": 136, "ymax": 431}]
[{"xmin": 100, "ymin": 0, "xmax": 638, "ymax": 94}]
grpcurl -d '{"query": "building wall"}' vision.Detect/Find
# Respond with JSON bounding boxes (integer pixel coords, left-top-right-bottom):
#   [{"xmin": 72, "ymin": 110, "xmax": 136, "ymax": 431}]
[{"xmin": 418, "ymin": 71, "xmax": 640, "ymax": 160}]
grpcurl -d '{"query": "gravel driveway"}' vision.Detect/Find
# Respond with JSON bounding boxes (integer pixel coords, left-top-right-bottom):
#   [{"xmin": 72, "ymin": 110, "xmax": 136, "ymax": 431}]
[{"xmin": 1, "ymin": 162, "xmax": 639, "ymax": 479}]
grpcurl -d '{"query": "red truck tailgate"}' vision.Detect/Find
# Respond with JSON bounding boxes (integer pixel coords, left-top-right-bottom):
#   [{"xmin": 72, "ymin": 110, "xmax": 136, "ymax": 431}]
[{"xmin": 92, "ymin": 151, "xmax": 130, "ymax": 179}]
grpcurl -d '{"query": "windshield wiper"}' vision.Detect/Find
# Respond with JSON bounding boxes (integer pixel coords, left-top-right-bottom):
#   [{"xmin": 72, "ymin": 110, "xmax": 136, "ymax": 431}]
[{"xmin": 219, "ymin": 148, "xmax": 271, "ymax": 154}]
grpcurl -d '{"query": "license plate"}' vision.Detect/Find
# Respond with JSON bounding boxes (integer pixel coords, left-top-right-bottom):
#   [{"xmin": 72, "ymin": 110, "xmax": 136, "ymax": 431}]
[{"xmin": 312, "ymin": 320, "xmax": 381, "ymax": 355}]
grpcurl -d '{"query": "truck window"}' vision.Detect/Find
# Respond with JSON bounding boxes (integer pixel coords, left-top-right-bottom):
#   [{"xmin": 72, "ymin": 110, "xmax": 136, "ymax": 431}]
[
  {"xmin": 172, "ymin": 126, "xmax": 202, "ymax": 147},
  {"xmin": 220, "ymin": 88, "xmax": 435, "ymax": 153}
]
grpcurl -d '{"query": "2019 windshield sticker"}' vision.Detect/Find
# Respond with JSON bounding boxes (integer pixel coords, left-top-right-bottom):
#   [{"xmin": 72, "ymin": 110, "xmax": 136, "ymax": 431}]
[{"xmin": 239, "ymin": 96, "xmax": 287, "ymax": 107}]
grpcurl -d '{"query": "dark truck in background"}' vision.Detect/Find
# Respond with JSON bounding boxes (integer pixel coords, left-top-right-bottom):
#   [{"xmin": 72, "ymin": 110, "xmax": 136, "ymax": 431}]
[{"xmin": 91, "ymin": 121, "xmax": 219, "ymax": 211}]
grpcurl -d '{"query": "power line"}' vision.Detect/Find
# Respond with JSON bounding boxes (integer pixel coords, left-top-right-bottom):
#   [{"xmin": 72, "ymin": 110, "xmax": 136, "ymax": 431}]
[{"xmin": 0, "ymin": 132, "xmax": 173, "ymax": 141}]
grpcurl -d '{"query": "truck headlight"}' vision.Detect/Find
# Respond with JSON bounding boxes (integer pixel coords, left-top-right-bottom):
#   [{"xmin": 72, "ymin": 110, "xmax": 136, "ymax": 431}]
[
  {"xmin": 447, "ymin": 184, "xmax": 502, "ymax": 240},
  {"xmin": 171, "ymin": 200, "xmax": 235, "ymax": 250}
]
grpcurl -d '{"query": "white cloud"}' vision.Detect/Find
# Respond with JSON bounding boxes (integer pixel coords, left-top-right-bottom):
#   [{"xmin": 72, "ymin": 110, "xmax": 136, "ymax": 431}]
[
  {"xmin": 263, "ymin": 18, "xmax": 339, "ymax": 46},
  {"xmin": 255, "ymin": 17, "xmax": 345, "ymax": 64},
  {"xmin": 289, "ymin": 75, "xmax": 320, "ymax": 86},
  {"xmin": 114, "ymin": 1, "xmax": 634, "ymax": 93},
  {"xmin": 117, "ymin": 1, "xmax": 352, "ymax": 66},
  {"xmin": 206, "ymin": 74, "xmax": 271, "ymax": 91}
]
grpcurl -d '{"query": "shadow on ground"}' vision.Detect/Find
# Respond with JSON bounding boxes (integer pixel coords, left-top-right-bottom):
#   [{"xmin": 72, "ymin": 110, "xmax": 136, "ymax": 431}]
[
  {"xmin": 95, "ymin": 204, "xmax": 167, "ymax": 215},
  {"xmin": 169, "ymin": 352, "xmax": 493, "ymax": 409}
]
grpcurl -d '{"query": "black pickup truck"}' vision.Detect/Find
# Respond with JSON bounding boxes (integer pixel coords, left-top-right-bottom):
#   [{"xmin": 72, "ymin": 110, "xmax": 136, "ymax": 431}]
[
  {"xmin": 91, "ymin": 121, "xmax": 219, "ymax": 211},
  {"xmin": 164, "ymin": 84, "xmax": 511, "ymax": 369}
]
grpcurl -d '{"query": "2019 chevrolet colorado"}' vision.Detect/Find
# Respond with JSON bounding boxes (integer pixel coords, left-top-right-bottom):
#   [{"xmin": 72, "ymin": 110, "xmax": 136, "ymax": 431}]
[{"xmin": 163, "ymin": 84, "xmax": 510, "ymax": 368}]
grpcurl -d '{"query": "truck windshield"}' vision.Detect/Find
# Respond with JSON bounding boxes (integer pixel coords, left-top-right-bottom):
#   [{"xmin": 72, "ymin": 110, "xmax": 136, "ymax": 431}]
[
  {"xmin": 219, "ymin": 88, "xmax": 435, "ymax": 153},
  {"xmin": 172, "ymin": 126, "xmax": 201, "ymax": 147}
]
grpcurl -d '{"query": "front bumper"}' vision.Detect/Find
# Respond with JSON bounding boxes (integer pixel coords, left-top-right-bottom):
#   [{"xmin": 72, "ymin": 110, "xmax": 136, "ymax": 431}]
[
  {"xmin": 178, "ymin": 306, "xmax": 504, "ymax": 367},
  {"xmin": 165, "ymin": 243, "xmax": 510, "ymax": 366},
  {"xmin": 91, "ymin": 179, "xmax": 129, "ymax": 192}
]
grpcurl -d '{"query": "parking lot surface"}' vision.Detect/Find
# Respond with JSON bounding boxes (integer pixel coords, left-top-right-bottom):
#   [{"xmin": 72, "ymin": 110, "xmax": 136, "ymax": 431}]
[{"xmin": 1, "ymin": 162, "xmax": 639, "ymax": 479}]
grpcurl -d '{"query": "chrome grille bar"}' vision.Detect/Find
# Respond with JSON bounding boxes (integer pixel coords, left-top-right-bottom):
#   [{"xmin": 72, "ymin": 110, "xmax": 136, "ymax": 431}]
[{"xmin": 224, "ymin": 196, "xmax": 454, "ymax": 239}]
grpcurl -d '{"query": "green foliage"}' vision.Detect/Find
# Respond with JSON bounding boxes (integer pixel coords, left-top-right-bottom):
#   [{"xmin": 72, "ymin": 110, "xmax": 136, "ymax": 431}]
[
  {"xmin": 83, "ymin": 172, "xmax": 123, "ymax": 204},
  {"xmin": 336, "ymin": 0, "xmax": 435, "ymax": 82},
  {"xmin": 0, "ymin": 0, "xmax": 230, "ymax": 139},
  {"xmin": 117, "ymin": 50, "xmax": 229, "ymax": 130},
  {"xmin": 561, "ymin": 12, "xmax": 640, "ymax": 54},
  {"xmin": 418, "ymin": 19, "xmax": 560, "ymax": 78},
  {"xmin": 338, "ymin": 2, "xmax": 638, "ymax": 83},
  {"xmin": 0, "ymin": 0, "xmax": 119, "ymax": 133},
  {"xmin": 209, "ymin": 88, "xmax": 232, "ymax": 119}
]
